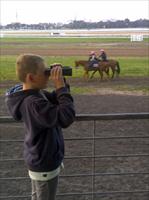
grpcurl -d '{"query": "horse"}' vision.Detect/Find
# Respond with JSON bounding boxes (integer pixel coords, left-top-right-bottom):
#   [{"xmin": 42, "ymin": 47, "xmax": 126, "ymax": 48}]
[
  {"xmin": 75, "ymin": 59, "xmax": 120, "ymax": 80},
  {"xmin": 101, "ymin": 59, "xmax": 120, "ymax": 78},
  {"xmin": 74, "ymin": 60, "xmax": 109, "ymax": 80},
  {"xmin": 92, "ymin": 59, "xmax": 120, "ymax": 79}
]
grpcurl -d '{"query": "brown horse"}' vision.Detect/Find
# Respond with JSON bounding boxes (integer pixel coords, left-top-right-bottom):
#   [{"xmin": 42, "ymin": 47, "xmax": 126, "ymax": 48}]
[
  {"xmin": 75, "ymin": 59, "xmax": 120, "ymax": 79},
  {"xmin": 75, "ymin": 60, "xmax": 109, "ymax": 80},
  {"xmin": 99, "ymin": 59, "xmax": 120, "ymax": 79}
]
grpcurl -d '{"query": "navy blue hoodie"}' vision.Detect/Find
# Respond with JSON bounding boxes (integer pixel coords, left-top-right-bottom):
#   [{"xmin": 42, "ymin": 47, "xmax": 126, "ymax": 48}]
[{"xmin": 5, "ymin": 84, "xmax": 75, "ymax": 172}]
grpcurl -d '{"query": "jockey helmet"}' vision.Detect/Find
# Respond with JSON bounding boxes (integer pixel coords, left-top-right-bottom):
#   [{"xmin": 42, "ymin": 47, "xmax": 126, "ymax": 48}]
[
  {"xmin": 100, "ymin": 49, "xmax": 105, "ymax": 52},
  {"xmin": 90, "ymin": 51, "xmax": 96, "ymax": 55}
]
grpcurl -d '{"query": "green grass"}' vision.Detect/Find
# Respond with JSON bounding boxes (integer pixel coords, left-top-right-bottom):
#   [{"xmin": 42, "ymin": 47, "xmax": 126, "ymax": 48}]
[
  {"xmin": 0, "ymin": 56, "xmax": 17, "ymax": 80},
  {"xmin": 113, "ymin": 57, "xmax": 149, "ymax": 76},
  {"xmin": 1, "ymin": 37, "xmax": 149, "ymax": 43},
  {"xmin": 0, "ymin": 56, "xmax": 148, "ymax": 81}
]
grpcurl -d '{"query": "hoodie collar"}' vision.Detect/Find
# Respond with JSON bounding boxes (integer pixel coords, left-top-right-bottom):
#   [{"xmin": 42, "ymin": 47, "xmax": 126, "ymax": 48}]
[
  {"xmin": 6, "ymin": 84, "xmax": 23, "ymax": 96},
  {"xmin": 5, "ymin": 84, "xmax": 40, "ymax": 121}
]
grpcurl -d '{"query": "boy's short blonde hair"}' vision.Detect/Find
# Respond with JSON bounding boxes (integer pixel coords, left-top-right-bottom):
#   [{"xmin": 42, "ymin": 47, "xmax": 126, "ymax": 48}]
[{"xmin": 16, "ymin": 54, "xmax": 45, "ymax": 82}]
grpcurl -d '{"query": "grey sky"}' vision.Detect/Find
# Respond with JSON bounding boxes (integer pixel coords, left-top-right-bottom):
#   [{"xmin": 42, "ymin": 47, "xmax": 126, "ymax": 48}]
[{"xmin": 1, "ymin": 0, "xmax": 149, "ymax": 25}]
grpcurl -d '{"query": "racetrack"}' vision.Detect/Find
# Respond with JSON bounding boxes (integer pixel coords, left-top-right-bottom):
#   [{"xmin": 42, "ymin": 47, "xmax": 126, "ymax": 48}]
[{"xmin": 1, "ymin": 40, "xmax": 148, "ymax": 57}]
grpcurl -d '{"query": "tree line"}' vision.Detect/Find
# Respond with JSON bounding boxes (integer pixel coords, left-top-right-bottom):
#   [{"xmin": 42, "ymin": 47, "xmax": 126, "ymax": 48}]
[{"xmin": 1, "ymin": 19, "xmax": 149, "ymax": 30}]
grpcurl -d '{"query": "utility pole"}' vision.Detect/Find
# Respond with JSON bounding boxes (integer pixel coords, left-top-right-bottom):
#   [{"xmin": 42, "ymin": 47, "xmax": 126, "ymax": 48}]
[{"xmin": 16, "ymin": 11, "xmax": 18, "ymax": 23}]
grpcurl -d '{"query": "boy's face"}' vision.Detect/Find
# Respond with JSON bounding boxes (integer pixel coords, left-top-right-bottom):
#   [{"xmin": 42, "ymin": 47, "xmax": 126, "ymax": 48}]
[{"xmin": 30, "ymin": 62, "xmax": 49, "ymax": 89}]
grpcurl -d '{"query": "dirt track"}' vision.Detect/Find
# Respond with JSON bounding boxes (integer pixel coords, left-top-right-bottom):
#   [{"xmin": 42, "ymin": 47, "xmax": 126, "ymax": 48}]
[{"xmin": 1, "ymin": 41, "xmax": 149, "ymax": 57}]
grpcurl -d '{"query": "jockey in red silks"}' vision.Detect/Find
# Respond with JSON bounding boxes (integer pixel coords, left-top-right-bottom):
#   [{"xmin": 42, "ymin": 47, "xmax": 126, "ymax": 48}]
[
  {"xmin": 88, "ymin": 51, "xmax": 99, "ymax": 67},
  {"xmin": 99, "ymin": 49, "xmax": 108, "ymax": 61}
]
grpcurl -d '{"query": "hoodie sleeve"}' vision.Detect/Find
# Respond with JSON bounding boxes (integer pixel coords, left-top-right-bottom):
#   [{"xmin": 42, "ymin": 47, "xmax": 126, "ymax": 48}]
[
  {"xmin": 43, "ymin": 90, "xmax": 58, "ymax": 105},
  {"xmin": 23, "ymin": 87, "xmax": 75, "ymax": 129},
  {"xmin": 56, "ymin": 87, "xmax": 75, "ymax": 128},
  {"xmin": 43, "ymin": 78, "xmax": 70, "ymax": 103}
]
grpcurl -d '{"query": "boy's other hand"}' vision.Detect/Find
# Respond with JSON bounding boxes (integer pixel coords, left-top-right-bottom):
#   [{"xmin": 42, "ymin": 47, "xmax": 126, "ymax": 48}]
[{"xmin": 50, "ymin": 65, "xmax": 65, "ymax": 89}]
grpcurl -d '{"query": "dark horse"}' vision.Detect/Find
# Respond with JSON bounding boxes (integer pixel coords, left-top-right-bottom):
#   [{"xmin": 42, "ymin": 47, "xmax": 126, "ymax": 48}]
[{"xmin": 75, "ymin": 60, "xmax": 120, "ymax": 80}]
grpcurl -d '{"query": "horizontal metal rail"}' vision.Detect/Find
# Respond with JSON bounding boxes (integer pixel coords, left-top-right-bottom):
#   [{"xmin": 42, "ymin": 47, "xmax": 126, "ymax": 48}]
[
  {"xmin": 1, "ymin": 135, "xmax": 149, "ymax": 143},
  {"xmin": 0, "ymin": 112, "xmax": 149, "ymax": 123},
  {"xmin": 75, "ymin": 112, "xmax": 149, "ymax": 121},
  {"xmin": 0, "ymin": 190, "xmax": 149, "ymax": 199},
  {"xmin": 1, "ymin": 172, "xmax": 149, "ymax": 181},
  {"xmin": 1, "ymin": 154, "xmax": 149, "ymax": 162}
]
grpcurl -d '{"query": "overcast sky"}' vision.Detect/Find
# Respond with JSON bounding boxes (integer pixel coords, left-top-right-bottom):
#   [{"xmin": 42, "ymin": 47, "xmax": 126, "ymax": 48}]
[{"xmin": 0, "ymin": 0, "xmax": 149, "ymax": 25}]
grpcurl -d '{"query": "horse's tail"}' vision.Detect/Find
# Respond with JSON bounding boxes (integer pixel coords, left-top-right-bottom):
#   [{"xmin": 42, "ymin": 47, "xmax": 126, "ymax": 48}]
[
  {"xmin": 116, "ymin": 61, "xmax": 120, "ymax": 74},
  {"xmin": 74, "ymin": 61, "xmax": 78, "ymax": 68}
]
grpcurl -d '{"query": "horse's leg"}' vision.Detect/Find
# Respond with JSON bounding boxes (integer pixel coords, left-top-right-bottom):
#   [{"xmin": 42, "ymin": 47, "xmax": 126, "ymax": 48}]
[
  {"xmin": 90, "ymin": 70, "xmax": 97, "ymax": 79},
  {"xmin": 83, "ymin": 70, "xmax": 86, "ymax": 79},
  {"xmin": 98, "ymin": 70, "xmax": 103, "ymax": 81},
  {"xmin": 84, "ymin": 71, "xmax": 89, "ymax": 80},
  {"xmin": 106, "ymin": 68, "xmax": 110, "ymax": 79},
  {"xmin": 116, "ymin": 67, "xmax": 119, "ymax": 78},
  {"xmin": 86, "ymin": 71, "xmax": 89, "ymax": 79},
  {"xmin": 111, "ymin": 68, "xmax": 115, "ymax": 79},
  {"xmin": 104, "ymin": 67, "xmax": 110, "ymax": 80}
]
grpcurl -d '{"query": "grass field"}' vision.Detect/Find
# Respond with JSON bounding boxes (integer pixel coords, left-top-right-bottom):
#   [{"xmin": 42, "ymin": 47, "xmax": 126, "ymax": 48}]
[
  {"xmin": 0, "ymin": 37, "xmax": 138, "ymax": 43},
  {"xmin": 1, "ymin": 37, "xmax": 149, "ymax": 43},
  {"xmin": 0, "ymin": 56, "xmax": 148, "ymax": 81}
]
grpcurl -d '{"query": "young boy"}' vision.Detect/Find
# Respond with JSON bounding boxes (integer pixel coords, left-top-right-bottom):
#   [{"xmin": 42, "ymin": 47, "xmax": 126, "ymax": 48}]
[{"xmin": 5, "ymin": 54, "xmax": 75, "ymax": 200}]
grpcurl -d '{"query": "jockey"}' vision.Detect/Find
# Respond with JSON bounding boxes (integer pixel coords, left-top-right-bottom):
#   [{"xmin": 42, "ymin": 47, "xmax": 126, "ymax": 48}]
[
  {"xmin": 88, "ymin": 51, "xmax": 99, "ymax": 67},
  {"xmin": 99, "ymin": 49, "xmax": 108, "ymax": 61}
]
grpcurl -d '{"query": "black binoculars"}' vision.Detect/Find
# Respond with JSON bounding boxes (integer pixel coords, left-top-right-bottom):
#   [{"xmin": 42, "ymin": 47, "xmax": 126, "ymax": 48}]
[{"xmin": 44, "ymin": 65, "xmax": 72, "ymax": 76}]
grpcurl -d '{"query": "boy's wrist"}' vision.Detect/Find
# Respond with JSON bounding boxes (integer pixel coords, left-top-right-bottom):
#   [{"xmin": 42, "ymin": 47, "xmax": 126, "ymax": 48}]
[
  {"xmin": 56, "ymin": 86, "xmax": 69, "ymax": 94},
  {"xmin": 55, "ymin": 83, "xmax": 65, "ymax": 90}
]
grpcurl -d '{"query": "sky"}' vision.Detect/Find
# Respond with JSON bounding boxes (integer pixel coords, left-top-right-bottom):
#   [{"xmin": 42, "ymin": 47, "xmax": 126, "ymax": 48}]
[{"xmin": 0, "ymin": 0, "xmax": 149, "ymax": 25}]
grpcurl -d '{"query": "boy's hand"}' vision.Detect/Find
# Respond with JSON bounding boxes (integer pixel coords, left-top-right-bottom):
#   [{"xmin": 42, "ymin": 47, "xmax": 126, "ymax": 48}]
[{"xmin": 50, "ymin": 65, "xmax": 65, "ymax": 89}]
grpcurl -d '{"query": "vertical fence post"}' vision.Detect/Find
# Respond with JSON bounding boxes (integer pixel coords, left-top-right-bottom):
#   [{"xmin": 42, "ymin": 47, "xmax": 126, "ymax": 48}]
[{"xmin": 92, "ymin": 120, "xmax": 96, "ymax": 200}]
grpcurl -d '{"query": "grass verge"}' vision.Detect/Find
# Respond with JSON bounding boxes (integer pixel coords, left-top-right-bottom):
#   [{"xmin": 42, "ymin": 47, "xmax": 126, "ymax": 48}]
[{"xmin": 0, "ymin": 56, "xmax": 148, "ymax": 81}]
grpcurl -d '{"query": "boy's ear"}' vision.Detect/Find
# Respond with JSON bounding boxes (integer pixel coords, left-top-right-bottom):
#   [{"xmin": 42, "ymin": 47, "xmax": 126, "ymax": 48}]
[{"xmin": 27, "ymin": 73, "xmax": 34, "ymax": 82}]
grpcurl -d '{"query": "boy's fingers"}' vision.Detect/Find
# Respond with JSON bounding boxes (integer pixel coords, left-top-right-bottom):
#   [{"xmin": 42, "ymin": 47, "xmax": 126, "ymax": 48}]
[
  {"xmin": 50, "ymin": 67, "xmax": 54, "ymax": 77},
  {"xmin": 51, "ymin": 66, "xmax": 58, "ymax": 77},
  {"xmin": 50, "ymin": 65, "xmax": 65, "ymax": 89},
  {"xmin": 53, "ymin": 66, "xmax": 58, "ymax": 77},
  {"xmin": 58, "ymin": 66, "xmax": 63, "ymax": 77},
  {"xmin": 54, "ymin": 66, "xmax": 60, "ymax": 78},
  {"xmin": 51, "ymin": 66, "xmax": 62, "ymax": 79}
]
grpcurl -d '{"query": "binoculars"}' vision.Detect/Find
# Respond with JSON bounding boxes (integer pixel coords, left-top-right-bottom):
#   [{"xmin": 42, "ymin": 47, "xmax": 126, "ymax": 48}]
[{"xmin": 44, "ymin": 64, "xmax": 72, "ymax": 76}]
